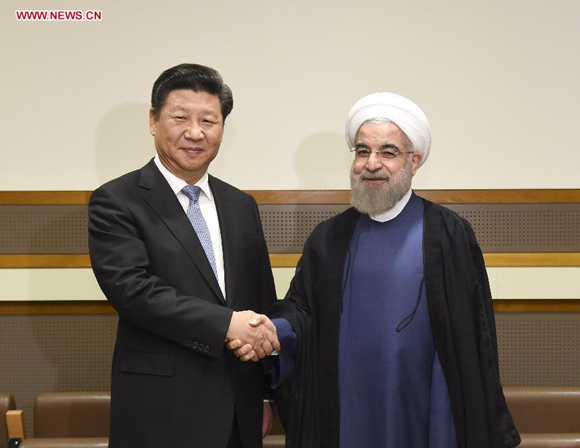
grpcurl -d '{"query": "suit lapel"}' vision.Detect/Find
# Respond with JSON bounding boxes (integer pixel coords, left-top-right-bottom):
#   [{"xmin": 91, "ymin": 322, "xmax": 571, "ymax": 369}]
[
  {"xmin": 209, "ymin": 176, "xmax": 237, "ymax": 309},
  {"xmin": 138, "ymin": 160, "xmax": 225, "ymax": 304}
]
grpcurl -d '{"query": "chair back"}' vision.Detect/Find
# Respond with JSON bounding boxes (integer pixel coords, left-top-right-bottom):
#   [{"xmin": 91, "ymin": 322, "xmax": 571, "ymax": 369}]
[
  {"xmin": 504, "ymin": 387, "xmax": 580, "ymax": 433},
  {"xmin": 33, "ymin": 392, "xmax": 110, "ymax": 438}
]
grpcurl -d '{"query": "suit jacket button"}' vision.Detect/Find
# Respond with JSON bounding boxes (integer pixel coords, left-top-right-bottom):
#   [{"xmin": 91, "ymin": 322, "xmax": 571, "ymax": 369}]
[
  {"xmin": 204, "ymin": 346, "xmax": 210, "ymax": 353},
  {"xmin": 192, "ymin": 342, "xmax": 198, "ymax": 349},
  {"xmin": 186, "ymin": 340, "xmax": 192, "ymax": 347},
  {"xmin": 198, "ymin": 344, "xmax": 204, "ymax": 351}
]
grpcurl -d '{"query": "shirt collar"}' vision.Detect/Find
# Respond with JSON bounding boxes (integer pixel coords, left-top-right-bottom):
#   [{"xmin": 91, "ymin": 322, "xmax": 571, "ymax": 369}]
[
  {"xmin": 369, "ymin": 187, "xmax": 413, "ymax": 223},
  {"xmin": 154, "ymin": 155, "xmax": 214, "ymax": 202}
]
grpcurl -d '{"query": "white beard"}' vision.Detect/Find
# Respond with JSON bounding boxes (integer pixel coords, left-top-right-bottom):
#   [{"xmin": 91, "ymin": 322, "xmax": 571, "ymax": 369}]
[{"xmin": 350, "ymin": 159, "xmax": 413, "ymax": 216}]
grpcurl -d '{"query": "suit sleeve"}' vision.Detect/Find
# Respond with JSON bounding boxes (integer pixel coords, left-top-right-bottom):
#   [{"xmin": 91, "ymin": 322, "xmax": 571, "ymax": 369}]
[
  {"xmin": 88, "ymin": 186, "xmax": 233, "ymax": 359},
  {"xmin": 248, "ymin": 195, "xmax": 280, "ymax": 400}
]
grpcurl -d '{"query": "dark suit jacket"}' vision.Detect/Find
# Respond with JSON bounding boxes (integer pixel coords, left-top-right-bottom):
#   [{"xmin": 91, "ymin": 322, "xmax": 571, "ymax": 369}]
[{"xmin": 88, "ymin": 159, "xmax": 276, "ymax": 448}]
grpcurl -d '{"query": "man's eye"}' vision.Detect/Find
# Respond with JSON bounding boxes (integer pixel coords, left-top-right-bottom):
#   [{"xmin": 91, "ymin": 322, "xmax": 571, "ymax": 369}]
[
  {"xmin": 174, "ymin": 116, "xmax": 186, "ymax": 121},
  {"xmin": 381, "ymin": 150, "xmax": 398, "ymax": 158},
  {"xmin": 202, "ymin": 119, "xmax": 216, "ymax": 124},
  {"xmin": 356, "ymin": 149, "xmax": 371, "ymax": 156}
]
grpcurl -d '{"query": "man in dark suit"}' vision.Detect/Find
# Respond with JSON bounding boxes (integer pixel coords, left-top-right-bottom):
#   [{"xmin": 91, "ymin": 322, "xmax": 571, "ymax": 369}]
[{"xmin": 89, "ymin": 63, "xmax": 279, "ymax": 448}]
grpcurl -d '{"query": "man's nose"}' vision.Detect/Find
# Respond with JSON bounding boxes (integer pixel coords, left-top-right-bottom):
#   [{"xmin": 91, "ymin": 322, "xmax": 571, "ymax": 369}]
[
  {"xmin": 365, "ymin": 151, "xmax": 383, "ymax": 171},
  {"xmin": 185, "ymin": 121, "xmax": 204, "ymax": 140}
]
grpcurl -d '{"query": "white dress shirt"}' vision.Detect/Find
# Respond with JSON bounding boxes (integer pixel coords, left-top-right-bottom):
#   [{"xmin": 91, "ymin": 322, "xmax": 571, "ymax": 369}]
[{"xmin": 154, "ymin": 156, "xmax": 226, "ymax": 299}]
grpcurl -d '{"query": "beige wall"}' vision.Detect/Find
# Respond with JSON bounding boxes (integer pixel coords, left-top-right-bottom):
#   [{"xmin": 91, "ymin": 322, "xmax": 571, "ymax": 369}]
[
  {"xmin": 1, "ymin": 1, "xmax": 578, "ymax": 303},
  {"xmin": 2, "ymin": 0, "xmax": 579, "ymax": 191}
]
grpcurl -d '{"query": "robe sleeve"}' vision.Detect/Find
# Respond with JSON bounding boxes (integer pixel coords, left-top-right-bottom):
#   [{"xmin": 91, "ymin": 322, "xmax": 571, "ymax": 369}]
[
  {"xmin": 272, "ymin": 238, "xmax": 314, "ymax": 331},
  {"xmin": 263, "ymin": 318, "xmax": 298, "ymax": 389},
  {"xmin": 269, "ymin": 235, "xmax": 323, "ymax": 448},
  {"xmin": 462, "ymin": 219, "xmax": 500, "ymax": 373}
]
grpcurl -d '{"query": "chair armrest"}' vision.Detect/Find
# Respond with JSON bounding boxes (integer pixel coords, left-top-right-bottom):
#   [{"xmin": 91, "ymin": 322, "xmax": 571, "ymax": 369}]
[
  {"xmin": 6, "ymin": 410, "xmax": 26, "ymax": 440},
  {"xmin": 20, "ymin": 438, "xmax": 109, "ymax": 448},
  {"xmin": 263, "ymin": 434, "xmax": 285, "ymax": 448},
  {"xmin": 518, "ymin": 433, "xmax": 580, "ymax": 447}
]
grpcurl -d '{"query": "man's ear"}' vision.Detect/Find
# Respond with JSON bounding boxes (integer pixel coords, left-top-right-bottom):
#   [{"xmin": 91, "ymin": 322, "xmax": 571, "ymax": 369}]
[
  {"xmin": 410, "ymin": 152, "xmax": 422, "ymax": 176},
  {"xmin": 149, "ymin": 109, "xmax": 158, "ymax": 136}
]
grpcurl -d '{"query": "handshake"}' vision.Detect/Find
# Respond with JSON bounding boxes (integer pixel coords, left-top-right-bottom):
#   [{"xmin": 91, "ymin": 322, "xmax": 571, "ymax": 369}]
[{"xmin": 225, "ymin": 311, "xmax": 280, "ymax": 362}]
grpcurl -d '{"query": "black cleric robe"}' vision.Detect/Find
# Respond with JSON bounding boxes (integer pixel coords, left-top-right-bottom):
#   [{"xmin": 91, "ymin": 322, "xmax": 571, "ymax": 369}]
[{"xmin": 271, "ymin": 197, "xmax": 521, "ymax": 448}]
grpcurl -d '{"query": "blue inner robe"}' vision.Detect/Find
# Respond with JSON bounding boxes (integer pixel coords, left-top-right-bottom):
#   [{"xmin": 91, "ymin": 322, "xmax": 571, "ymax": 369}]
[{"xmin": 338, "ymin": 193, "xmax": 457, "ymax": 448}]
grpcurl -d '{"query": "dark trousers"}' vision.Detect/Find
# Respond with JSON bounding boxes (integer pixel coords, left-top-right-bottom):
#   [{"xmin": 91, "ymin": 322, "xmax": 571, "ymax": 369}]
[{"xmin": 227, "ymin": 414, "xmax": 244, "ymax": 448}]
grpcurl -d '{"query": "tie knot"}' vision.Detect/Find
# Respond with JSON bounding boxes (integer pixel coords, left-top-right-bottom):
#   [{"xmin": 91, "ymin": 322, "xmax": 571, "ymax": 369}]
[{"xmin": 181, "ymin": 185, "xmax": 201, "ymax": 203}]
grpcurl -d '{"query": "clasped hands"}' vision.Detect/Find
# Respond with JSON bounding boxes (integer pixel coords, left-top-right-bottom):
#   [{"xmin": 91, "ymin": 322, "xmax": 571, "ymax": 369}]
[{"xmin": 226, "ymin": 311, "xmax": 280, "ymax": 361}]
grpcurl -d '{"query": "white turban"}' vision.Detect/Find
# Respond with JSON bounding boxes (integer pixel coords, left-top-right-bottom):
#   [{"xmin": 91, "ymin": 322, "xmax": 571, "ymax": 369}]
[{"xmin": 345, "ymin": 92, "xmax": 431, "ymax": 167}]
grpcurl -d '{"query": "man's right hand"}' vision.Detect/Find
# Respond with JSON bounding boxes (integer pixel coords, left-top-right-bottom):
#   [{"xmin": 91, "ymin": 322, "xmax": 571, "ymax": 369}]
[{"xmin": 226, "ymin": 311, "xmax": 280, "ymax": 360}]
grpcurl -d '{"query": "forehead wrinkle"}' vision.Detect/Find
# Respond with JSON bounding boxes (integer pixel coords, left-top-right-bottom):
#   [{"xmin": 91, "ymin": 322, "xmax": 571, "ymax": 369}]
[
  {"xmin": 165, "ymin": 102, "xmax": 220, "ymax": 118},
  {"xmin": 359, "ymin": 136, "xmax": 410, "ymax": 153},
  {"xmin": 167, "ymin": 104, "xmax": 188, "ymax": 112},
  {"xmin": 354, "ymin": 137, "xmax": 401, "ymax": 150}
]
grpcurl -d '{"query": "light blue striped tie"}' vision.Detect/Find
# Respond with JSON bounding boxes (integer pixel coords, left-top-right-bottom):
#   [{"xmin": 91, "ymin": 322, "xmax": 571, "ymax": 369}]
[{"xmin": 181, "ymin": 185, "xmax": 218, "ymax": 280}]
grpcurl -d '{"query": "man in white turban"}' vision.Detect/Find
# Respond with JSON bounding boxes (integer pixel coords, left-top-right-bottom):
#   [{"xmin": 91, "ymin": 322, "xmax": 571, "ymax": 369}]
[{"xmin": 231, "ymin": 92, "xmax": 520, "ymax": 448}]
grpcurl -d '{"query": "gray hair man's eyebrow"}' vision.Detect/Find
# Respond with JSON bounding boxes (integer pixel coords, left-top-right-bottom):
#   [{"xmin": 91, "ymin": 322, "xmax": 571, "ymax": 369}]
[{"xmin": 354, "ymin": 142, "xmax": 400, "ymax": 150}]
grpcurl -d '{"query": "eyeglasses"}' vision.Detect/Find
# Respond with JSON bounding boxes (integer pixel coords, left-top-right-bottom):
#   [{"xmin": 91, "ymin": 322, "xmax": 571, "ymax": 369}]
[{"xmin": 351, "ymin": 148, "xmax": 414, "ymax": 160}]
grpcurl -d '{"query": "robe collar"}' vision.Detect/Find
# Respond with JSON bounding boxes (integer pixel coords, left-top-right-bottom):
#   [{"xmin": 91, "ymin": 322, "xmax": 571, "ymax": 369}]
[{"xmin": 369, "ymin": 187, "xmax": 412, "ymax": 223}]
